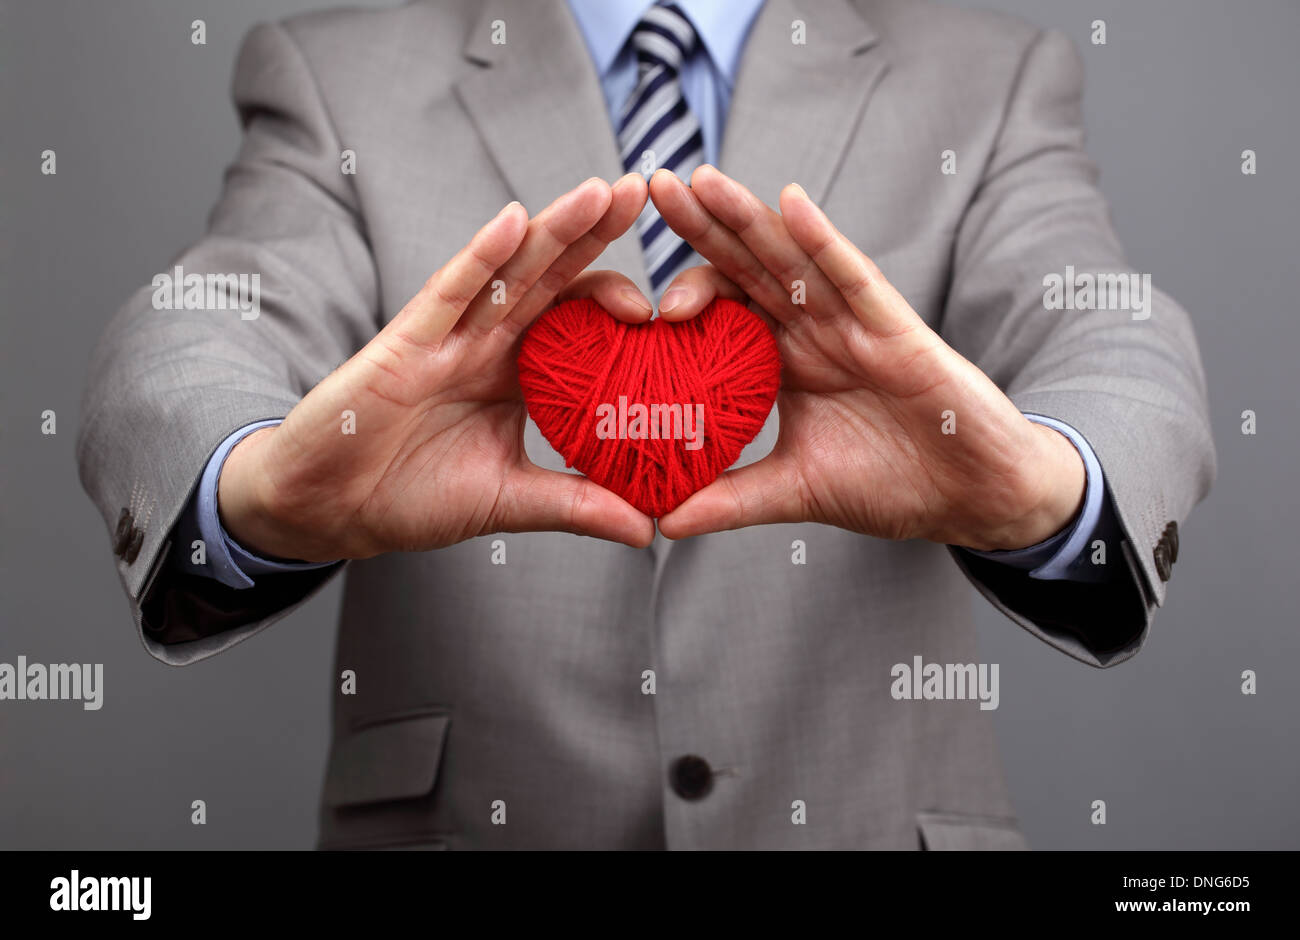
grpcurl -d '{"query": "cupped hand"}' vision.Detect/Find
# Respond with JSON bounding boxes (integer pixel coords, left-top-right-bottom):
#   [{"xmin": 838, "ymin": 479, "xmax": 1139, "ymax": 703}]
[
  {"xmin": 646, "ymin": 166, "xmax": 1085, "ymax": 551},
  {"xmin": 218, "ymin": 175, "xmax": 660, "ymax": 561}
]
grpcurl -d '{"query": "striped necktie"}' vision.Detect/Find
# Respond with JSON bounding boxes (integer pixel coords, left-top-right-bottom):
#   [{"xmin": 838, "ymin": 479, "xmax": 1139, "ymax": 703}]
[{"xmin": 617, "ymin": 2, "xmax": 705, "ymax": 295}]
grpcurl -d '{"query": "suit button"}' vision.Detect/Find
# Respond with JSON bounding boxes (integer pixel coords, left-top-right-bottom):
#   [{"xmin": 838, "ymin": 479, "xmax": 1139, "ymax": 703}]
[
  {"xmin": 1153, "ymin": 542, "xmax": 1171, "ymax": 582},
  {"xmin": 124, "ymin": 527, "xmax": 144, "ymax": 564},
  {"xmin": 670, "ymin": 755, "xmax": 713, "ymax": 801},
  {"xmin": 1164, "ymin": 521, "xmax": 1179, "ymax": 563},
  {"xmin": 112, "ymin": 508, "xmax": 133, "ymax": 556}
]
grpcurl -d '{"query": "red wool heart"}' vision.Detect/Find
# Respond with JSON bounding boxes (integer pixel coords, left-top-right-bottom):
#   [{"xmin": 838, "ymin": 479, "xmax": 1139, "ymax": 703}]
[{"xmin": 518, "ymin": 297, "xmax": 781, "ymax": 518}]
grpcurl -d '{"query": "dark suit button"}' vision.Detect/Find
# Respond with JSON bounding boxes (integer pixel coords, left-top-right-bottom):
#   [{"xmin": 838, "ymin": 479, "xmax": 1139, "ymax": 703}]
[
  {"xmin": 670, "ymin": 755, "xmax": 713, "ymax": 801},
  {"xmin": 1153, "ymin": 542, "xmax": 1171, "ymax": 582},
  {"xmin": 1164, "ymin": 521, "xmax": 1179, "ymax": 563},
  {"xmin": 124, "ymin": 527, "xmax": 144, "ymax": 564},
  {"xmin": 112, "ymin": 508, "xmax": 133, "ymax": 556}
]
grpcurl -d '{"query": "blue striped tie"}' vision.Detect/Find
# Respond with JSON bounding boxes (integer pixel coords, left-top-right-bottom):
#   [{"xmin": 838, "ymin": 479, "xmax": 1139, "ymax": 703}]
[{"xmin": 617, "ymin": 2, "xmax": 705, "ymax": 295}]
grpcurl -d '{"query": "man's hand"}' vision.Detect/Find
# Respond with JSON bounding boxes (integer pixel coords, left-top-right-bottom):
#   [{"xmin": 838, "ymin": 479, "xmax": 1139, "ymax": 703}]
[
  {"xmin": 648, "ymin": 166, "xmax": 1085, "ymax": 551},
  {"xmin": 218, "ymin": 175, "xmax": 658, "ymax": 562}
]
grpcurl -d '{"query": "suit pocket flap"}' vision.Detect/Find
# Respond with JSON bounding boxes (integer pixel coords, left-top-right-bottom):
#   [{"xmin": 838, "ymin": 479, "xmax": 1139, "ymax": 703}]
[
  {"xmin": 917, "ymin": 811, "xmax": 1028, "ymax": 851},
  {"xmin": 323, "ymin": 710, "xmax": 450, "ymax": 808}
]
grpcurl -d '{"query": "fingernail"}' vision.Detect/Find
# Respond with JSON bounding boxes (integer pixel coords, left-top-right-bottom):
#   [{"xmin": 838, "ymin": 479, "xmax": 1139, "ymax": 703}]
[
  {"xmin": 659, "ymin": 287, "xmax": 689, "ymax": 314},
  {"xmin": 496, "ymin": 200, "xmax": 522, "ymax": 218},
  {"xmin": 620, "ymin": 286, "xmax": 652, "ymax": 313},
  {"xmin": 790, "ymin": 182, "xmax": 809, "ymax": 199}
]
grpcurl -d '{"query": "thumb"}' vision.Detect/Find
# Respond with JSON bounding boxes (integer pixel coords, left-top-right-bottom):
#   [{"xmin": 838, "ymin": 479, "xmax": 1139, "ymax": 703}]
[
  {"xmin": 495, "ymin": 464, "xmax": 656, "ymax": 547},
  {"xmin": 657, "ymin": 454, "xmax": 806, "ymax": 539}
]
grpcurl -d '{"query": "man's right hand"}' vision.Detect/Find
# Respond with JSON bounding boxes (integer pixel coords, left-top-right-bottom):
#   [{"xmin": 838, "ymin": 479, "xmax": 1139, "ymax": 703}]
[{"xmin": 217, "ymin": 175, "xmax": 657, "ymax": 562}]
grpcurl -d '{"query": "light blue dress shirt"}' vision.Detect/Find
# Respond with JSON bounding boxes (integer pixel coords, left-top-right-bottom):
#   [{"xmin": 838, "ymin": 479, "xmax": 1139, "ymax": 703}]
[
  {"xmin": 174, "ymin": 0, "xmax": 1116, "ymax": 588},
  {"xmin": 567, "ymin": 0, "xmax": 764, "ymax": 167}
]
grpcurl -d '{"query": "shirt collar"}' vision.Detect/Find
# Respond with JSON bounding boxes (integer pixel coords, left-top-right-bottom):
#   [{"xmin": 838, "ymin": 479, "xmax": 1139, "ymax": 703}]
[{"xmin": 567, "ymin": 0, "xmax": 766, "ymax": 86}]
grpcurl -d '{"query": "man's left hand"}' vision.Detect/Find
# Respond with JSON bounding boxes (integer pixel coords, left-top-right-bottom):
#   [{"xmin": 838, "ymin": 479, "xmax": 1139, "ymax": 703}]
[{"xmin": 648, "ymin": 165, "xmax": 1085, "ymax": 551}]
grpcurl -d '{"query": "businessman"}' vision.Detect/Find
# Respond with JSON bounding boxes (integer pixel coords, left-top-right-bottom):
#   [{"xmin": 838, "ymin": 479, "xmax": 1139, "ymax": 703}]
[{"xmin": 77, "ymin": 0, "xmax": 1214, "ymax": 849}]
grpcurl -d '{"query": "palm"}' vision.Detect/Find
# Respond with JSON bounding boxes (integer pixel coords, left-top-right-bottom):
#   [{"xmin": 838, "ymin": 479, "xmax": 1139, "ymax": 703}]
[
  {"xmin": 647, "ymin": 164, "xmax": 1079, "ymax": 549},
  {"xmin": 252, "ymin": 327, "xmax": 522, "ymax": 554},
  {"xmin": 764, "ymin": 312, "xmax": 1038, "ymax": 544},
  {"xmin": 220, "ymin": 176, "xmax": 659, "ymax": 562}
]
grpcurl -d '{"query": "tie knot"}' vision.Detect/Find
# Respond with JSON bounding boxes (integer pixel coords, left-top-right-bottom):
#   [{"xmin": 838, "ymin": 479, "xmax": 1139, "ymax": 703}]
[{"xmin": 632, "ymin": 3, "xmax": 699, "ymax": 74}]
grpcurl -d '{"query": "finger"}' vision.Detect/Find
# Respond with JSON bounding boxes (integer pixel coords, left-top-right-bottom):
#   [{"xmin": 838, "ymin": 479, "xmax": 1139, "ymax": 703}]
[
  {"xmin": 656, "ymin": 454, "xmax": 807, "ymax": 539},
  {"xmin": 555, "ymin": 269, "xmax": 653, "ymax": 323},
  {"xmin": 506, "ymin": 173, "xmax": 650, "ymax": 332},
  {"xmin": 459, "ymin": 177, "xmax": 612, "ymax": 335},
  {"xmin": 496, "ymin": 465, "xmax": 655, "ymax": 548},
  {"xmin": 648, "ymin": 169, "xmax": 797, "ymax": 322},
  {"xmin": 778, "ymin": 183, "xmax": 920, "ymax": 335},
  {"xmin": 656, "ymin": 264, "xmax": 746, "ymax": 322},
  {"xmin": 690, "ymin": 166, "xmax": 849, "ymax": 323},
  {"xmin": 386, "ymin": 201, "xmax": 528, "ymax": 348}
]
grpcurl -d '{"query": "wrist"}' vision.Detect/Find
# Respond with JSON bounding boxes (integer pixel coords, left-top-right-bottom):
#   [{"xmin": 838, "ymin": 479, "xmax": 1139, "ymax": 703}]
[
  {"xmin": 998, "ymin": 422, "xmax": 1087, "ymax": 550},
  {"xmin": 217, "ymin": 427, "xmax": 332, "ymax": 563},
  {"xmin": 964, "ymin": 422, "xmax": 1086, "ymax": 552}
]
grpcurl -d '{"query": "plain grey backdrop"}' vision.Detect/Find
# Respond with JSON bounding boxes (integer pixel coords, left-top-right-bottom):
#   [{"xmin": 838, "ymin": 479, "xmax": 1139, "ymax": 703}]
[{"xmin": 1, "ymin": 0, "xmax": 1296, "ymax": 849}]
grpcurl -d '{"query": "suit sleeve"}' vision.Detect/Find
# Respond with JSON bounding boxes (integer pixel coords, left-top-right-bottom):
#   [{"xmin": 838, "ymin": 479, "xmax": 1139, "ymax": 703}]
[
  {"xmin": 75, "ymin": 21, "xmax": 378, "ymax": 666},
  {"xmin": 938, "ymin": 28, "xmax": 1216, "ymax": 667}
]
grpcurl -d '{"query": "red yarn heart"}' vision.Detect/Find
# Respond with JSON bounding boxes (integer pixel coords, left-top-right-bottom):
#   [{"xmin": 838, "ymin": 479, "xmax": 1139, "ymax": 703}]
[{"xmin": 518, "ymin": 297, "xmax": 781, "ymax": 518}]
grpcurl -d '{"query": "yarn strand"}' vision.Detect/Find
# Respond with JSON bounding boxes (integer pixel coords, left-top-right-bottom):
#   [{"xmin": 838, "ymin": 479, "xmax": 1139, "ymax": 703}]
[{"xmin": 518, "ymin": 298, "xmax": 781, "ymax": 518}]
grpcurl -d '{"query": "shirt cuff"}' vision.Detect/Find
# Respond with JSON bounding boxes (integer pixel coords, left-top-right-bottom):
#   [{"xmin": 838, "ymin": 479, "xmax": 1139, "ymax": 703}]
[
  {"xmin": 963, "ymin": 413, "xmax": 1106, "ymax": 581},
  {"xmin": 176, "ymin": 419, "xmax": 338, "ymax": 589}
]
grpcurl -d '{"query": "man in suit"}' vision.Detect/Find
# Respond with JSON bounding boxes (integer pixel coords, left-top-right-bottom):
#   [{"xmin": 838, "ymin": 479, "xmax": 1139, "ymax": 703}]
[{"xmin": 77, "ymin": 0, "xmax": 1214, "ymax": 849}]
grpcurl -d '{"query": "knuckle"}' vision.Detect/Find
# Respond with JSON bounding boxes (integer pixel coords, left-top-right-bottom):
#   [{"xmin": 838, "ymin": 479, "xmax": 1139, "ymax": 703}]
[
  {"xmin": 540, "ymin": 207, "xmax": 589, "ymax": 249},
  {"xmin": 775, "ymin": 255, "xmax": 813, "ymax": 291},
  {"xmin": 841, "ymin": 269, "xmax": 877, "ymax": 303},
  {"xmin": 535, "ymin": 264, "xmax": 572, "ymax": 298},
  {"xmin": 732, "ymin": 263, "xmax": 767, "ymax": 298},
  {"xmin": 730, "ymin": 199, "xmax": 761, "ymax": 235},
  {"xmin": 433, "ymin": 280, "xmax": 472, "ymax": 313},
  {"xmin": 466, "ymin": 241, "xmax": 502, "ymax": 279},
  {"xmin": 567, "ymin": 482, "xmax": 591, "ymax": 530},
  {"xmin": 499, "ymin": 269, "xmax": 531, "ymax": 303},
  {"xmin": 721, "ymin": 473, "xmax": 749, "ymax": 525},
  {"xmin": 677, "ymin": 204, "xmax": 714, "ymax": 243},
  {"xmin": 805, "ymin": 228, "xmax": 838, "ymax": 262}
]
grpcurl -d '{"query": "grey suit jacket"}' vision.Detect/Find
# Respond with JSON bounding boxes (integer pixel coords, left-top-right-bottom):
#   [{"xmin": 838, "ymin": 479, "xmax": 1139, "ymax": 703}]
[{"xmin": 76, "ymin": 0, "xmax": 1215, "ymax": 849}]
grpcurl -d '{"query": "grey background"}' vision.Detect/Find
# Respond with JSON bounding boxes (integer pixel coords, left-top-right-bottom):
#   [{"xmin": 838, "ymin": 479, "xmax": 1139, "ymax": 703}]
[{"xmin": 1, "ymin": 0, "xmax": 1296, "ymax": 849}]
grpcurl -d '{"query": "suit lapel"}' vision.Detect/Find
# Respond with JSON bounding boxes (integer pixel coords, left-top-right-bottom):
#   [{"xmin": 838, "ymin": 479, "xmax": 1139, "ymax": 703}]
[
  {"xmin": 454, "ymin": 0, "xmax": 650, "ymax": 294},
  {"xmin": 720, "ymin": 0, "xmax": 887, "ymax": 205}
]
